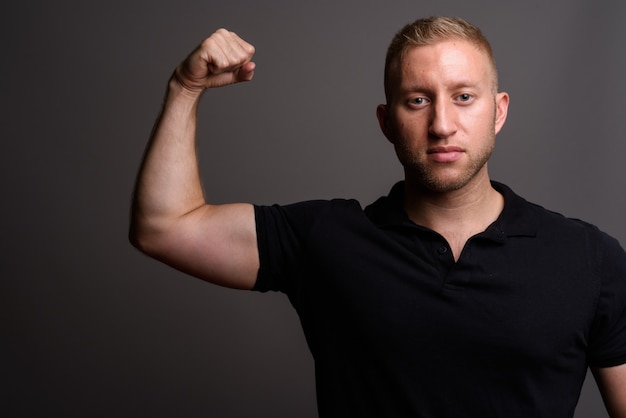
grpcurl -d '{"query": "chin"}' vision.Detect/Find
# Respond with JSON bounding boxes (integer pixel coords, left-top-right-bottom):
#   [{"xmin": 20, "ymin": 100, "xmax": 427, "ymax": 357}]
[
  {"xmin": 407, "ymin": 168, "xmax": 475, "ymax": 193},
  {"xmin": 405, "ymin": 158, "xmax": 490, "ymax": 194},
  {"xmin": 424, "ymin": 179, "xmax": 469, "ymax": 193}
]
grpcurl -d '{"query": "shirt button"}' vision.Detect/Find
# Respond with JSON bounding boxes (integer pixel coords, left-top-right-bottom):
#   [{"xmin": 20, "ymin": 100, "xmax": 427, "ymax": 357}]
[{"xmin": 438, "ymin": 246, "xmax": 448, "ymax": 254}]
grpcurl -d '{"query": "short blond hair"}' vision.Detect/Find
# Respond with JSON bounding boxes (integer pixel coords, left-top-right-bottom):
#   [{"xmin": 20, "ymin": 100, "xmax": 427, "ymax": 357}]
[{"xmin": 383, "ymin": 17, "xmax": 498, "ymax": 102}]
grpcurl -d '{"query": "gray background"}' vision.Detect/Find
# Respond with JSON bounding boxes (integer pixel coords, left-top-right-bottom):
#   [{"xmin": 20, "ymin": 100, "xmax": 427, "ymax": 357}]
[{"xmin": 3, "ymin": 0, "xmax": 625, "ymax": 416}]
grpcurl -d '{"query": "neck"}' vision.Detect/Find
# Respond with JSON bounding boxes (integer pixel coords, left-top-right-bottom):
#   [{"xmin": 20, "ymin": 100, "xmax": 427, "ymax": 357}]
[{"xmin": 403, "ymin": 172, "xmax": 503, "ymax": 260}]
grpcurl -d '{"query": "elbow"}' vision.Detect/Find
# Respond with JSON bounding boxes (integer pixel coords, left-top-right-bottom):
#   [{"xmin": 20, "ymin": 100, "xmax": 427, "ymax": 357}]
[
  {"xmin": 129, "ymin": 201, "xmax": 150, "ymax": 253},
  {"xmin": 128, "ymin": 222, "xmax": 148, "ymax": 254},
  {"xmin": 128, "ymin": 223, "xmax": 144, "ymax": 252},
  {"xmin": 128, "ymin": 218, "xmax": 160, "ymax": 257},
  {"xmin": 128, "ymin": 214, "xmax": 180, "ymax": 263}
]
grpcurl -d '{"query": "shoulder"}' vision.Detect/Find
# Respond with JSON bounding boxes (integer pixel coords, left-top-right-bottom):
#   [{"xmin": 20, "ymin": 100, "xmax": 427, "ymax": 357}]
[
  {"xmin": 252, "ymin": 198, "xmax": 366, "ymax": 293},
  {"xmin": 495, "ymin": 181, "xmax": 610, "ymax": 238},
  {"xmin": 254, "ymin": 198, "xmax": 364, "ymax": 236},
  {"xmin": 498, "ymin": 182, "xmax": 626, "ymax": 270},
  {"xmin": 255, "ymin": 198, "xmax": 363, "ymax": 220}
]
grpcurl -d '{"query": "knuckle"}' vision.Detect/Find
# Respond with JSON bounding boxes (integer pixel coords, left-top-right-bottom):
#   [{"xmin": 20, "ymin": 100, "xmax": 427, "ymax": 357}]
[{"xmin": 200, "ymin": 37, "xmax": 215, "ymax": 51}]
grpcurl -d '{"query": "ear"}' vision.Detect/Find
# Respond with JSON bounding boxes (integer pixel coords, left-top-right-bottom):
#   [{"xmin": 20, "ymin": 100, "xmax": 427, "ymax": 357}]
[
  {"xmin": 376, "ymin": 104, "xmax": 395, "ymax": 143},
  {"xmin": 494, "ymin": 92, "xmax": 509, "ymax": 135}
]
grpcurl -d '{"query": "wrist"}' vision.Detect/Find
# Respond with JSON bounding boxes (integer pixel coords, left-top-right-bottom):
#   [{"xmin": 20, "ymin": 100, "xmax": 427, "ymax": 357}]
[{"xmin": 168, "ymin": 69, "xmax": 204, "ymax": 102}]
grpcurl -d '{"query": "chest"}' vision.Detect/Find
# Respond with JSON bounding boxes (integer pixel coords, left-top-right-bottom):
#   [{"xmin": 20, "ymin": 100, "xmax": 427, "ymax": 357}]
[{"xmin": 296, "ymin": 222, "xmax": 597, "ymax": 370}]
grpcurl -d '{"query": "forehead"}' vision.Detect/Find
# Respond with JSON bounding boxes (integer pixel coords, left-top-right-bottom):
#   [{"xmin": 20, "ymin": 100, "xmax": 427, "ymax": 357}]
[{"xmin": 396, "ymin": 40, "xmax": 493, "ymax": 88}]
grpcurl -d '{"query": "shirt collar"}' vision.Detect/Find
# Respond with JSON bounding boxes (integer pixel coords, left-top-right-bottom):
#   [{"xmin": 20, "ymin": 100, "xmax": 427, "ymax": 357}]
[{"xmin": 364, "ymin": 181, "xmax": 538, "ymax": 240}]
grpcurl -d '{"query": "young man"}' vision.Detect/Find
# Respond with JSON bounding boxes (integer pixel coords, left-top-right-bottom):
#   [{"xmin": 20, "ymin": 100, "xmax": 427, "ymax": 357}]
[{"xmin": 131, "ymin": 17, "xmax": 626, "ymax": 417}]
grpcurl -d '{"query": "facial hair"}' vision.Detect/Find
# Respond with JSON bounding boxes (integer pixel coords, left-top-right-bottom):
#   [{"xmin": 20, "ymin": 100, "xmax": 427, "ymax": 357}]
[{"xmin": 394, "ymin": 113, "xmax": 497, "ymax": 193}]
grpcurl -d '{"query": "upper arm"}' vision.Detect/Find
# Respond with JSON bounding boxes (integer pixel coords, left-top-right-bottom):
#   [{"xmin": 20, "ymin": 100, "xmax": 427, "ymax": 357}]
[
  {"xmin": 592, "ymin": 363, "xmax": 626, "ymax": 418},
  {"xmin": 133, "ymin": 203, "xmax": 259, "ymax": 290}
]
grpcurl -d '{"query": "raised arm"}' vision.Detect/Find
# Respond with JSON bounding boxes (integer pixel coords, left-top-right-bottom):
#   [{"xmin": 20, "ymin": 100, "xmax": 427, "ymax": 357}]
[{"xmin": 130, "ymin": 29, "xmax": 259, "ymax": 290}]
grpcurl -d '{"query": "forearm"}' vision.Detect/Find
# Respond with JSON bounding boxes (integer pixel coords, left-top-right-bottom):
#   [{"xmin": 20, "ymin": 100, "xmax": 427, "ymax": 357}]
[{"xmin": 130, "ymin": 78, "xmax": 206, "ymax": 247}]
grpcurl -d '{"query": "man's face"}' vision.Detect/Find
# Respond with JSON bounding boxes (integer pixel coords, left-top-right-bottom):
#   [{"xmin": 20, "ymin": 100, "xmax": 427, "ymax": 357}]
[{"xmin": 377, "ymin": 40, "xmax": 509, "ymax": 193}]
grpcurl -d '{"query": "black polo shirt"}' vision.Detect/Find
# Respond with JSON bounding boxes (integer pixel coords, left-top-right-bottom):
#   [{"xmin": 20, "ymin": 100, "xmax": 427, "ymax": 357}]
[{"xmin": 254, "ymin": 181, "xmax": 626, "ymax": 417}]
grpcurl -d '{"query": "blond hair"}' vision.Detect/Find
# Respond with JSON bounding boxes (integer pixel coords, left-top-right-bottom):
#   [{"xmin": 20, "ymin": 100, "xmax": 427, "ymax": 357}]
[{"xmin": 383, "ymin": 17, "xmax": 498, "ymax": 102}]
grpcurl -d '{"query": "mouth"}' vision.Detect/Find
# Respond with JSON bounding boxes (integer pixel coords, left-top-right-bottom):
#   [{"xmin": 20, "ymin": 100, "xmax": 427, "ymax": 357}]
[{"xmin": 427, "ymin": 146, "xmax": 464, "ymax": 163}]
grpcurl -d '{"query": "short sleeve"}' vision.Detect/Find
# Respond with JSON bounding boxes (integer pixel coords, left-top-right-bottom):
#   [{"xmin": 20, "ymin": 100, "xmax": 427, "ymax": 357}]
[
  {"xmin": 587, "ymin": 231, "xmax": 626, "ymax": 368},
  {"xmin": 252, "ymin": 199, "xmax": 362, "ymax": 294},
  {"xmin": 252, "ymin": 200, "xmax": 334, "ymax": 293}
]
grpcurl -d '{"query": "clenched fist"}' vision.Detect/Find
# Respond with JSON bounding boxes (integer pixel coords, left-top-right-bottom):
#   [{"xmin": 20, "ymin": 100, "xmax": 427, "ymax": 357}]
[{"xmin": 173, "ymin": 29, "xmax": 256, "ymax": 94}]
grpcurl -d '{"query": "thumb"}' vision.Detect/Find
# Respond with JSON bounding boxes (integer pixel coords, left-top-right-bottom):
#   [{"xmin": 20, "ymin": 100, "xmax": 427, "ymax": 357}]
[{"xmin": 235, "ymin": 61, "xmax": 256, "ymax": 82}]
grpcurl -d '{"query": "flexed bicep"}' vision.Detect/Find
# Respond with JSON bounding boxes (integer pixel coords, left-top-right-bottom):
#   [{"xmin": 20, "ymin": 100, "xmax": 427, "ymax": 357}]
[{"xmin": 139, "ymin": 203, "xmax": 260, "ymax": 290}]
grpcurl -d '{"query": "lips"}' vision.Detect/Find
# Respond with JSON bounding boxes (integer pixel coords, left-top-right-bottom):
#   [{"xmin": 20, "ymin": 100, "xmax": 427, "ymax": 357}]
[{"xmin": 427, "ymin": 146, "xmax": 464, "ymax": 163}]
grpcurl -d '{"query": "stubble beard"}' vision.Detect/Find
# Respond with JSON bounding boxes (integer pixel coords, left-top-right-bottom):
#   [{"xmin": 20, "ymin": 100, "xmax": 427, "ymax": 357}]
[{"xmin": 395, "ymin": 131, "xmax": 496, "ymax": 194}]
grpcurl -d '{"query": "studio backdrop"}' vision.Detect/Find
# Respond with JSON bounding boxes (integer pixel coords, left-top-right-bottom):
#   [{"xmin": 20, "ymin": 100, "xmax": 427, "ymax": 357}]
[{"xmin": 4, "ymin": 1, "xmax": 625, "ymax": 416}]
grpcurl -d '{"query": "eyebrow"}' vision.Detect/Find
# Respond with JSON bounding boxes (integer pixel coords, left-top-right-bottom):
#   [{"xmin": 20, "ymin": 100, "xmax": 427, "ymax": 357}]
[{"xmin": 399, "ymin": 80, "xmax": 482, "ymax": 94}]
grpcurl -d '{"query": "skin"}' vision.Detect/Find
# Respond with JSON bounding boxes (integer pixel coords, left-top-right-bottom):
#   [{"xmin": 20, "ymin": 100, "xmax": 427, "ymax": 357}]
[
  {"xmin": 130, "ymin": 30, "xmax": 626, "ymax": 414},
  {"xmin": 382, "ymin": 42, "xmax": 503, "ymax": 193},
  {"xmin": 593, "ymin": 365, "xmax": 626, "ymax": 418},
  {"xmin": 130, "ymin": 29, "xmax": 260, "ymax": 290},
  {"xmin": 377, "ymin": 40, "xmax": 509, "ymax": 259}
]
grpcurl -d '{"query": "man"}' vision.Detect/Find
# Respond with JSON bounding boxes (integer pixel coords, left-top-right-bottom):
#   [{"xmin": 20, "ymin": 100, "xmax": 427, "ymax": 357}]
[{"xmin": 131, "ymin": 17, "xmax": 626, "ymax": 417}]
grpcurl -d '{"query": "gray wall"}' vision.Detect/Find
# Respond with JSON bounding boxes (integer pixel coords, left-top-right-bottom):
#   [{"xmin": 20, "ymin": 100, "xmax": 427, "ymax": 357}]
[{"xmin": 4, "ymin": 1, "xmax": 625, "ymax": 416}]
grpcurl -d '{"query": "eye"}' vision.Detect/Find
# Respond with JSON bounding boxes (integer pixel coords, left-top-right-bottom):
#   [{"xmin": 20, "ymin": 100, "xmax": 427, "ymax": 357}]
[
  {"xmin": 409, "ymin": 97, "xmax": 430, "ymax": 107},
  {"xmin": 457, "ymin": 93, "xmax": 473, "ymax": 103}
]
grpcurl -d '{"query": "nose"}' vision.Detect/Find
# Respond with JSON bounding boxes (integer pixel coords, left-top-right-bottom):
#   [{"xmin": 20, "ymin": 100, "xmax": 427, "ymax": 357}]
[{"xmin": 428, "ymin": 100, "xmax": 457, "ymax": 139}]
